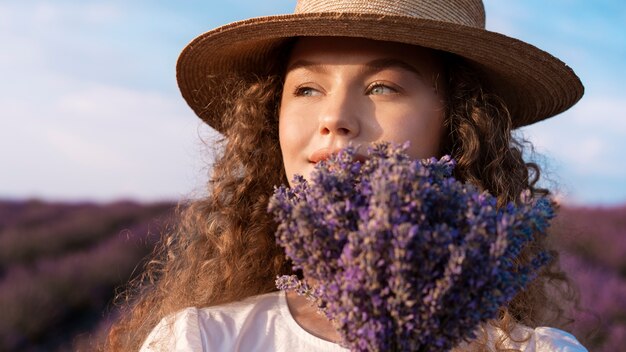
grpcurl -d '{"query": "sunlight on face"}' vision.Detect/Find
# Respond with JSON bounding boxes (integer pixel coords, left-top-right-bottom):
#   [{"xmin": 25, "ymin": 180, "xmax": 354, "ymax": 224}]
[{"xmin": 279, "ymin": 37, "xmax": 446, "ymax": 184}]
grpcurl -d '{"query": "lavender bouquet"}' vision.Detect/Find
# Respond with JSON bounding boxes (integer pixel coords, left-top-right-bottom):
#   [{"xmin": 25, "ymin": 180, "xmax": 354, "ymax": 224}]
[{"xmin": 269, "ymin": 142, "xmax": 554, "ymax": 352}]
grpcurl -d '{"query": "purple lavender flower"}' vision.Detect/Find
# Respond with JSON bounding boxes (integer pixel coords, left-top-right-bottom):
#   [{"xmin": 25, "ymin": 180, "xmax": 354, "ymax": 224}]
[{"xmin": 269, "ymin": 142, "xmax": 554, "ymax": 352}]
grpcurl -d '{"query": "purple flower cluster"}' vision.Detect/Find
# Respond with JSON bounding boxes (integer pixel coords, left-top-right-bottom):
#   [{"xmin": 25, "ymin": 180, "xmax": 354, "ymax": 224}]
[{"xmin": 269, "ymin": 142, "xmax": 554, "ymax": 352}]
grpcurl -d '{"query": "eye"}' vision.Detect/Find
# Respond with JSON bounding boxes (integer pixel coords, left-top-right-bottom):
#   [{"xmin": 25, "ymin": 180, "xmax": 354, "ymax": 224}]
[
  {"xmin": 294, "ymin": 86, "xmax": 322, "ymax": 97},
  {"xmin": 367, "ymin": 82, "xmax": 397, "ymax": 95}
]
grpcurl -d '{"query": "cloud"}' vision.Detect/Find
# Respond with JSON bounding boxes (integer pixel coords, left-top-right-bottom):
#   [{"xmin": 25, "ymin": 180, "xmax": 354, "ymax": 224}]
[
  {"xmin": 2, "ymin": 1, "xmax": 624, "ymax": 204},
  {"xmin": 569, "ymin": 97, "xmax": 626, "ymax": 132},
  {"xmin": 523, "ymin": 95, "xmax": 626, "ymax": 173},
  {"xmin": 520, "ymin": 94, "xmax": 626, "ymax": 204},
  {"xmin": 55, "ymin": 85, "xmax": 184, "ymax": 125},
  {"xmin": 2, "ymin": 1, "xmax": 122, "ymax": 27},
  {"xmin": 0, "ymin": 1, "xmax": 220, "ymax": 201},
  {"xmin": 495, "ymin": 3, "xmax": 626, "ymax": 185},
  {"xmin": 44, "ymin": 127, "xmax": 128, "ymax": 171},
  {"xmin": 0, "ymin": 81, "xmax": 217, "ymax": 201}
]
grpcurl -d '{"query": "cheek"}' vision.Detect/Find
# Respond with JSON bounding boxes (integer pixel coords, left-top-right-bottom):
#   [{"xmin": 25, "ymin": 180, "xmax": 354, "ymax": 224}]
[
  {"xmin": 279, "ymin": 106, "xmax": 306, "ymax": 155},
  {"xmin": 379, "ymin": 103, "xmax": 445, "ymax": 159},
  {"xmin": 278, "ymin": 103, "xmax": 315, "ymax": 182},
  {"xmin": 278, "ymin": 95, "xmax": 321, "ymax": 149}
]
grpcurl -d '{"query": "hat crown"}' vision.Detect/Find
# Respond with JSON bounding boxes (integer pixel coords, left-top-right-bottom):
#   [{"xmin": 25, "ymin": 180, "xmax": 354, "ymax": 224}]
[{"xmin": 295, "ymin": 0, "xmax": 486, "ymax": 28}]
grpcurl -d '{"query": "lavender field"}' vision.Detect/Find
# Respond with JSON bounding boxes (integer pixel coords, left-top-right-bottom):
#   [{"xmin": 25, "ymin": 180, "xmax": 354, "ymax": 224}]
[
  {"xmin": 0, "ymin": 200, "xmax": 623, "ymax": 351},
  {"xmin": 551, "ymin": 206, "xmax": 626, "ymax": 350},
  {"xmin": 0, "ymin": 200, "xmax": 174, "ymax": 352}
]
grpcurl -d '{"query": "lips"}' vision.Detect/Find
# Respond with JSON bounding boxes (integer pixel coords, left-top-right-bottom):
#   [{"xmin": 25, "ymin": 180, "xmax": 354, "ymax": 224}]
[{"xmin": 309, "ymin": 148, "xmax": 368, "ymax": 164}]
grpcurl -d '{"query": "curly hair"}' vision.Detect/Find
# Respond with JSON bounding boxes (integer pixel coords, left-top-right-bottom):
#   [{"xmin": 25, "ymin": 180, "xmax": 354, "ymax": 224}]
[
  {"xmin": 440, "ymin": 54, "xmax": 577, "ymax": 351},
  {"xmin": 101, "ymin": 47, "xmax": 576, "ymax": 352}
]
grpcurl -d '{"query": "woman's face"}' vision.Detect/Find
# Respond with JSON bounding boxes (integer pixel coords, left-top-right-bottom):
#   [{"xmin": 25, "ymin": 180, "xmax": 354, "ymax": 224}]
[{"xmin": 279, "ymin": 37, "xmax": 446, "ymax": 183}]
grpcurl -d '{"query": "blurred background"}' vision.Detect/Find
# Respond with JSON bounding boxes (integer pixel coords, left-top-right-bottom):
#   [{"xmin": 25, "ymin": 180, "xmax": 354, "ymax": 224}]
[{"xmin": 0, "ymin": 0, "xmax": 624, "ymax": 351}]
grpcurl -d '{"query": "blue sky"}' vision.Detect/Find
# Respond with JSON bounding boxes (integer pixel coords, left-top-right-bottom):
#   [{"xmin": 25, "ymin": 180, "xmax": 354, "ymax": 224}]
[{"xmin": 0, "ymin": 1, "xmax": 624, "ymax": 205}]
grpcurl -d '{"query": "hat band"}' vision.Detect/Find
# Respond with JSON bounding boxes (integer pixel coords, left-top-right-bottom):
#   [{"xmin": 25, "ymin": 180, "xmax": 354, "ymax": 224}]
[{"xmin": 294, "ymin": 0, "xmax": 485, "ymax": 28}]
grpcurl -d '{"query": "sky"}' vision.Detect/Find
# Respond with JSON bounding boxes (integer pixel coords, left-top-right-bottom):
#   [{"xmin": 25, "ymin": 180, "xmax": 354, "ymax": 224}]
[{"xmin": 0, "ymin": 0, "xmax": 624, "ymax": 205}]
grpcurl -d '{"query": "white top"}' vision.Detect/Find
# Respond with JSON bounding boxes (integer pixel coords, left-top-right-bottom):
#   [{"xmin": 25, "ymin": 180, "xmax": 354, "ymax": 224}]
[{"xmin": 140, "ymin": 291, "xmax": 587, "ymax": 352}]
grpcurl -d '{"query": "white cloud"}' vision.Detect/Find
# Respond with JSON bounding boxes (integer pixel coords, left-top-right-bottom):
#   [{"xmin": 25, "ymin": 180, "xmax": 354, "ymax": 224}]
[
  {"xmin": 0, "ymin": 1, "xmax": 219, "ymax": 201},
  {"xmin": 0, "ymin": 81, "xmax": 217, "ymax": 201},
  {"xmin": 0, "ymin": 1, "xmax": 128, "ymax": 84},
  {"xmin": 519, "ymin": 93, "xmax": 626, "ymax": 204},
  {"xmin": 22, "ymin": 2, "xmax": 122, "ymax": 26},
  {"xmin": 56, "ymin": 85, "xmax": 183, "ymax": 124},
  {"xmin": 44, "ymin": 127, "xmax": 128, "ymax": 171},
  {"xmin": 569, "ymin": 96, "xmax": 626, "ymax": 132},
  {"xmin": 1, "ymin": 0, "xmax": 624, "ymax": 204},
  {"xmin": 567, "ymin": 137, "xmax": 607, "ymax": 175},
  {"xmin": 523, "ymin": 96, "xmax": 626, "ymax": 169}
]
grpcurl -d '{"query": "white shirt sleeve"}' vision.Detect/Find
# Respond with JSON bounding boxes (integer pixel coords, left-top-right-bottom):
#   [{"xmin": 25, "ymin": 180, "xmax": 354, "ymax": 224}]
[
  {"xmin": 138, "ymin": 292, "xmax": 349, "ymax": 352},
  {"xmin": 138, "ymin": 295, "xmax": 587, "ymax": 352},
  {"xmin": 530, "ymin": 327, "xmax": 588, "ymax": 352},
  {"xmin": 486, "ymin": 324, "xmax": 588, "ymax": 352},
  {"xmin": 139, "ymin": 307, "xmax": 204, "ymax": 352}
]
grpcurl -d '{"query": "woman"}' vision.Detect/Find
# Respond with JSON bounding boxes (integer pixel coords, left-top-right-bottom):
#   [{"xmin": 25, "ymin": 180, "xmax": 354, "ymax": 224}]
[{"xmin": 105, "ymin": 1, "xmax": 586, "ymax": 351}]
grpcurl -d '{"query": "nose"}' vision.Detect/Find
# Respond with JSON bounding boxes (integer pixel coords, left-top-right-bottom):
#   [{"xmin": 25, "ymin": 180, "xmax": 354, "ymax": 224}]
[{"xmin": 318, "ymin": 92, "xmax": 360, "ymax": 137}]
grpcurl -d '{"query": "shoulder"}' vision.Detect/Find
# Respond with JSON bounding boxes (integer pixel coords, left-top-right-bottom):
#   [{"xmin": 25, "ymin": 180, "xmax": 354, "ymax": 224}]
[
  {"xmin": 530, "ymin": 327, "xmax": 588, "ymax": 352},
  {"xmin": 139, "ymin": 291, "xmax": 348, "ymax": 352},
  {"xmin": 492, "ymin": 325, "xmax": 588, "ymax": 352},
  {"xmin": 139, "ymin": 291, "xmax": 284, "ymax": 352},
  {"xmin": 139, "ymin": 306, "xmax": 202, "ymax": 352}
]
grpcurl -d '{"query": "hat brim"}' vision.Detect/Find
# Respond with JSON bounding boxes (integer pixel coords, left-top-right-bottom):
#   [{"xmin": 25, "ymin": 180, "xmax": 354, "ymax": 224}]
[{"xmin": 177, "ymin": 12, "xmax": 583, "ymax": 131}]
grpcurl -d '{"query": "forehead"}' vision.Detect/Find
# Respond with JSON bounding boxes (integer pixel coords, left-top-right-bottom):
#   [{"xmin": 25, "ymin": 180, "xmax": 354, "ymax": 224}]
[{"xmin": 286, "ymin": 36, "xmax": 442, "ymax": 71}]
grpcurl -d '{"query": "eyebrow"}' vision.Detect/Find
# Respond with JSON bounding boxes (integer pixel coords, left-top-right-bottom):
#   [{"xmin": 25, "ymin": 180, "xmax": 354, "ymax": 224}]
[{"xmin": 285, "ymin": 58, "xmax": 425, "ymax": 80}]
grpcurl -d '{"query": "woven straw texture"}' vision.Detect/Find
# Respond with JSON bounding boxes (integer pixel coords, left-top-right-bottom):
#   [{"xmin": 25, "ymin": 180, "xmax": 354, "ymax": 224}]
[
  {"xmin": 295, "ymin": 0, "xmax": 485, "ymax": 27},
  {"xmin": 177, "ymin": 0, "xmax": 583, "ymax": 132}
]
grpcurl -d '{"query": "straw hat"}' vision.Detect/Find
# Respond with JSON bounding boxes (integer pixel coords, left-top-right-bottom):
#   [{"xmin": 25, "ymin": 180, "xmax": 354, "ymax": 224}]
[{"xmin": 177, "ymin": 0, "xmax": 583, "ymax": 131}]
